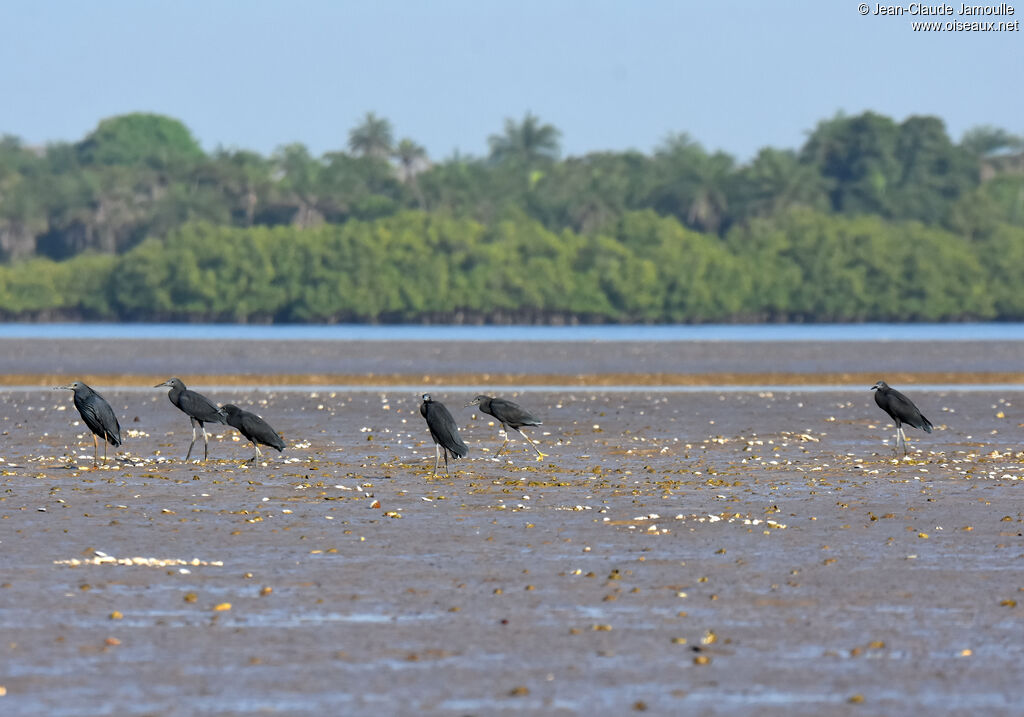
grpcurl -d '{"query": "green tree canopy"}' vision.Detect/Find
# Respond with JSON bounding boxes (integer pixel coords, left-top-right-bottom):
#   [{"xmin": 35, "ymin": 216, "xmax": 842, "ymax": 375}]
[{"xmin": 76, "ymin": 113, "xmax": 204, "ymax": 169}]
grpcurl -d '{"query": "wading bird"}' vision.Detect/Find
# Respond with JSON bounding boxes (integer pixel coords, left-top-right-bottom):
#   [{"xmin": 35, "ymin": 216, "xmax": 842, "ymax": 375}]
[
  {"xmin": 222, "ymin": 404, "xmax": 285, "ymax": 463},
  {"xmin": 871, "ymin": 380, "xmax": 933, "ymax": 456},
  {"xmin": 420, "ymin": 394, "xmax": 468, "ymax": 477},
  {"xmin": 156, "ymin": 377, "xmax": 227, "ymax": 462},
  {"xmin": 467, "ymin": 394, "xmax": 544, "ymax": 457},
  {"xmin": 56, "ymin": 381, "xmax": 122, "ymax": 466}
]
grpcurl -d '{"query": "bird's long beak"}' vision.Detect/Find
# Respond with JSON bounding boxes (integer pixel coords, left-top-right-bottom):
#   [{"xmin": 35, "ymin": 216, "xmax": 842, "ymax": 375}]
[
  {"xmin": 154, "ymin": 380, "xmax": 170, "ymax": 388},
  {"xmin": 55, "ymin": 385, "xmax": 73, "ymax": 390}
]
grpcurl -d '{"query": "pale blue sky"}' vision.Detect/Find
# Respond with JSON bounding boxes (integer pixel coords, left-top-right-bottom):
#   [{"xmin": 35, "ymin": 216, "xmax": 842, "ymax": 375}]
[{"xmin": 1, "ymin": 1, "xmax": 1019, "ymax": 161}]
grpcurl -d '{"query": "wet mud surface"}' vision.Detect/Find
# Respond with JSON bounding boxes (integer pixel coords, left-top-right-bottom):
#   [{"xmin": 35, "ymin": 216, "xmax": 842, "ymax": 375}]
[{"xmin": 2, "ymin": 340, "xmax": 1024, "ymax": 715}]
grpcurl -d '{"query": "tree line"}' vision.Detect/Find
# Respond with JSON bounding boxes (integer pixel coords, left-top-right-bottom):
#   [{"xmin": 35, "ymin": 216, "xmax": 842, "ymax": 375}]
[
  {"xmin": 0, "ymin": 110, "xmax": 1021, "ymax": 322},
  {"xmin": 2, "ymin": 208, "xmax": 1022, "ymax": 323}
]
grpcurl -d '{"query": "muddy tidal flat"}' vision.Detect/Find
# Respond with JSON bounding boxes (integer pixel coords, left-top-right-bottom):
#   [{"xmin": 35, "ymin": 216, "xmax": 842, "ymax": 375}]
[{"xmin": 1, "ymin": 338, "xmax": 1024, "ymax": 716}]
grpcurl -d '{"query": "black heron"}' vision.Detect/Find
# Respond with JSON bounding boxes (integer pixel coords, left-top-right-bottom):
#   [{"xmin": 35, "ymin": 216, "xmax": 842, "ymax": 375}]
[
  {"xmin": 222, "ymin": 404, "xmax": 285, "ymax": 463},
  {"xmin": 156, "ymin": 377, "xmax": 227, "ymax": 461},
  {"xmin": 466, "ymin": 394, "xmax": 544, "ymax": 457},
  {"xmin": 420, "ymin": 394, "xmax": 468, "ymax": 477},
  {"xmin": 56, "ymin": 381, "xmax": 122, "ymax": 465},
  {"xmin": 871, "ymin": 380, "xmax": 933, "ymax": 456}
]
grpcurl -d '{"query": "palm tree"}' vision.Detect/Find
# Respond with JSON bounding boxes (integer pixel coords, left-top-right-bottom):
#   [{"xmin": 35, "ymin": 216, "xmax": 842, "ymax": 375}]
[
  {"xmin": 739, "ymin": 148, "xmax": 827, "ymax": 218},
  {"xmin": 273, "ymin": 143, "xmax": 324, "ymax": 228},
  {"xmin": 652, "ymin": 133, "xmax": 735, "ymax": 234},
  {"xmin": 394, "ymin": 138, "xmax": 429, "ymax": 209},
  {"xmin": 960, "ymin": 125, "xmax": 1023, "ymax": 158},
  {"xmin": 487, "ymin": 112, "xmax": 561, "ymax": 166},
  {"xmin": 394, "ymin": 138, "xmax": 429, "ymax": 183},
  {"xmin": 348, "ymin": 112, "xmax": 394, "ymax": 160},
  {"xmin": 207, "ymin": 149, "xmax": 273, "ymax": 226},
  {"xmin": 0, "ymin": 138, "xmax": 49, "ymax": 259}
]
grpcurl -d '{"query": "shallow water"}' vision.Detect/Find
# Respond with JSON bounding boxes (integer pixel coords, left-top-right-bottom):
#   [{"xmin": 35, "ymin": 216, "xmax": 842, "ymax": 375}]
[{"xmin": 3, "ymin": 321, "xmax": 1024, "ymax": 342}]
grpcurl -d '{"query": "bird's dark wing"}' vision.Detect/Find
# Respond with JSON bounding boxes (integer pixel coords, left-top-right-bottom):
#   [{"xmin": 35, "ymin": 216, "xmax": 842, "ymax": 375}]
[
  {"xmin": 178, "ymin": 389, "xmax": 228, "ymax": 424},
  {"xmin": 886, "ymin": 389, "xmax": 932, "ymax": 432},
  {"xmin": 426, "ymin": 403, "xmax": 468, "ymax": 458},
  {"xmin": 75, "ymin": 394, "xmax": 122, "ymax": 446},
  {"xmin": 488, "ymin": 398, "xmax": 541, "ymax": 428},
  {"xmin": 235, "ymin": 410, "xmax": 285, "ymax": 451}
]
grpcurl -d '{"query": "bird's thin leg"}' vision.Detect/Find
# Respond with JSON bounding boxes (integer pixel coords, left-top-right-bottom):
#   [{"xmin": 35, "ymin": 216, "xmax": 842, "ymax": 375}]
[
  {"xmin": 443, "ymin": 448, "xmax": 450, "ymax": 478},
  {"xmin": 900, "ymin": 426, "xmax": 910, "ymax": 456},
  {"xmin": 93, "ymin": 434, "xmax": 99, "ymax": 467},
  {"xmin": 496, "ymin": 424, "xmax": 511, "ymax": 456},
  {"xmin": 433, "ymin": 444, "xmax": 441, "ymax": 477},
  {"xmin": 248, "ymin": 441, "xmax": 262, "ymax": 464},
  {"xmin": 186, "ymin": 419, "xmax": 198, "ymax": 462},
  {"xmin": 202, "ymin": 423, "xmax": 210, "ymax": 462},
  {"xmin": 518, "ymin": 428, "xmax": 543, "ymax": 458}
]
